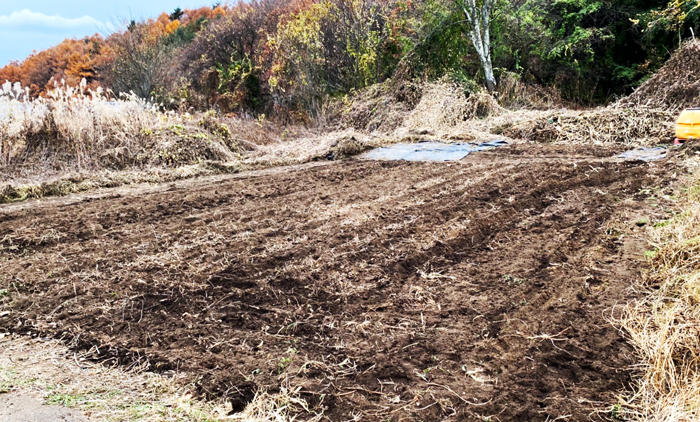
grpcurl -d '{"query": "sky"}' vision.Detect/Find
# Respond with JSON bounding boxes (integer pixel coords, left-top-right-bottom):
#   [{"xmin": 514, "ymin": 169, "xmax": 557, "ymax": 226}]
[{"xmin": 0, "ymin": 1, "xmax": 217, "ymax": 65}]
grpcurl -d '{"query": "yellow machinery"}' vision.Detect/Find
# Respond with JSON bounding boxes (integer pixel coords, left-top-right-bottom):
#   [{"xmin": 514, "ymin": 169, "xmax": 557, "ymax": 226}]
[{"xmin": 675, "ymin": 108, "xmax": 700, "ymax": 144}]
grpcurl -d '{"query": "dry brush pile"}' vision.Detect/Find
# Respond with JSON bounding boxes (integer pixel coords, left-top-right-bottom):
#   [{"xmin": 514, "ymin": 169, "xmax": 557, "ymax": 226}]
[
  {"xmin": 622, "ymin": 40, "xmax": 700, "ymax": 112},
  {"xmin": 323, "ymin": 80, "xmax": 422, "ymax": 134},
  {"xmin": 324, "ymin": 78, "xmax": 506, "ymax": 142},
  {"xmin": 324, "ymin": 41, "xmax": 699, "ymax": 147},
  {"xmin": 496, "ymin": 105, "xmax": 676, "ymax": 145},
  {"xmin": 491, "ymin": 40, "xmax": 700, "ymax": 146},
  {"xmin": 402, "ymin": 79, "xmax": 504, "ymax": 137},
  {"xmin": 328, "ymin": 41, "xmax": 695, "ymax": 147}
]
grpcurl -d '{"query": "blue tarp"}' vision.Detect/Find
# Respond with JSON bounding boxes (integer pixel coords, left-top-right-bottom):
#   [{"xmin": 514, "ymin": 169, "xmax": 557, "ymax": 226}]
[
  {"xmin": 618, "ymin": 147, "xmax": 667, "ymax": 162},
  {"xmin": 361, "ymin": 140, "xmax": 508, "ymax": 162}
]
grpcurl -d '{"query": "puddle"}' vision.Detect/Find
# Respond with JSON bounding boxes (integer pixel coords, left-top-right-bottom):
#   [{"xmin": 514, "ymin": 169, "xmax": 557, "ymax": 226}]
[
  {"xmin": 618, "ymin": 147, "xmax": 667, "ymax": 162},
  {"xmin": 360, "ymin": 140, "xmax": 508, "ymax": 162}
]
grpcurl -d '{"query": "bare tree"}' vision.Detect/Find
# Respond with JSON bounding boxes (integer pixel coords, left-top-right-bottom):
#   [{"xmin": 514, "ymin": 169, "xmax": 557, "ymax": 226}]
[
  {"xmin": 457, "ymin": 0, "xmax": 497, "ymax": 92},
  {"xmin": 103, "ymin": 23, "xmax": 177, "ymax": 101}
]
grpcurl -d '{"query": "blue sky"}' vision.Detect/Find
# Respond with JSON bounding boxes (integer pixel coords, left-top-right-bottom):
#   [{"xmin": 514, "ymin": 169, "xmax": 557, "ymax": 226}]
[{"xmin": 0, "ymin": 1, "xmax": 218, "ymax": 65}]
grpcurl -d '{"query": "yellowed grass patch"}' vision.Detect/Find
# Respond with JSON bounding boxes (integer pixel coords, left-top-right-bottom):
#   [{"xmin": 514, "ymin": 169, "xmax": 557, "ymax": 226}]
[{"xmin": 616, "ymin": 159, "xmax": 700, "ymax": 421}]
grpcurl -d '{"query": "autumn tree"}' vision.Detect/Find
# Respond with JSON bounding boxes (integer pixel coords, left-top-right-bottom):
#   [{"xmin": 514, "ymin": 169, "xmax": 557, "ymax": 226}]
[
  {"xmin": 0, "ymin": 64, "xmax": 24, "ymax": 89},
  {"xmin": 179, "ymin": 0, "xmax": 288, "ymax": 111},
  {"xmin": 0, "ymin": 37, "xmax": 102, "ymax": 96},
  {"xmin": 267, "ymin": 1, "xmax": 334, "ymax": 120}
]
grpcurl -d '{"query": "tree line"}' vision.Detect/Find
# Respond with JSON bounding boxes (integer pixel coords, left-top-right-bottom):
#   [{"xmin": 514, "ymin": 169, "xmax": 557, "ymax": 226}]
[{"xmin": 0, "ymin": 0, "xmax": 698, "ymax": 122}]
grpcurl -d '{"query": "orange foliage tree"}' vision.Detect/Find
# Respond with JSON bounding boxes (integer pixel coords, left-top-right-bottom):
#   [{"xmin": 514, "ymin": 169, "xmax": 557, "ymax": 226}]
[{"xmin": 0, "ymin": 36, "xmax": 103, "ymax": 97}]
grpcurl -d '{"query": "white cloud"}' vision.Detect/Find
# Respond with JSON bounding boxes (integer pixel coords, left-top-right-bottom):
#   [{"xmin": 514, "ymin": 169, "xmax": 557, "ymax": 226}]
[{"xmin": 0, "ymin": 9, "xmax": 101, "ymax": 29}]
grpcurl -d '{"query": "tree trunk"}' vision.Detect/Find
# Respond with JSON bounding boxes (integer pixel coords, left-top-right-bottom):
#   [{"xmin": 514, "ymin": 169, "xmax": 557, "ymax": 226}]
[
  {"xmin": 482, "ymin": 55, "xmax": 496, "ymax": 93},
  {"xmin": 458, "ymin": 0, "xmax": 497, "ymax": 93}
]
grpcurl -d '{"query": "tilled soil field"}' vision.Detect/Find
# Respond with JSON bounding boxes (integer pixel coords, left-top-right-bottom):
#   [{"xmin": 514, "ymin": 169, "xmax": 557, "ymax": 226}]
[{"xmin": 0, "ymin": 143, "xmax": 682, "ymax": 421}]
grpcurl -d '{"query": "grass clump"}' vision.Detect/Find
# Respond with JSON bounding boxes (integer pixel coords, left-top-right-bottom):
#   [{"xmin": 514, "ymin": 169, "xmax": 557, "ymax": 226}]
[{"xmin": 231, "ymin": 386, "xmax": 323, "ymax": 422}]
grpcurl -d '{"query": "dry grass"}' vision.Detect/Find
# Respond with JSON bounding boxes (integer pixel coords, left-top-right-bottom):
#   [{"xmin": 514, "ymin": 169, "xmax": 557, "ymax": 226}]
[
  {"xmin": 0, "ymin": 80, "xmax": 240, "ymax": 173},
  {"xmin": 0, "ymin": 81, "xmax": 296, "ymax": 203},
  {"xmin": 230, "ymin": 387, "xmax": 323, "ymax": 422},
  {"xmin": 0, "ymin": 80, "xmax": 295, "ymax": 178},
  {"xmin": 615, "ymin": 158, "xmax": 700, "ymax": 421},
  {"xmin": 400, "ymin": 80, "xmax": 504, "ymax": 138}
]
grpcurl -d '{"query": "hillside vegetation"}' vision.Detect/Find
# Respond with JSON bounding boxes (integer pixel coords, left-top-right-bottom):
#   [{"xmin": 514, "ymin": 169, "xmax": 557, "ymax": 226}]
[{"xmin": 1, "ymin": 0, "xmax": 699, "ymax": 120}]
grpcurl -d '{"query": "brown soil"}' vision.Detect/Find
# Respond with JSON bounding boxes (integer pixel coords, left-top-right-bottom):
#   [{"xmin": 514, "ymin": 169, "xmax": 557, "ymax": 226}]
[{"xmin": 0, "ymin": 143, "xmax": 683, "ymax": 421}]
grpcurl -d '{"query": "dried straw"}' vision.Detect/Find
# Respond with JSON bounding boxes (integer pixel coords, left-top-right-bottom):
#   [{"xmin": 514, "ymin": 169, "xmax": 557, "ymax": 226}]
[
  {"xmin": 615, "ymin": 165, "xmax": 700, "ymax": 421},
  {"xmin": 498, "ymin": 105, "xmax": 676, "ymax": 146},
  {"xmin": 404, "ymin": 80, "xmax": 503, "ymax": 133},
  {"xmin": 621, "ymin": 40, "xmax": 700, "ymax": 112}
]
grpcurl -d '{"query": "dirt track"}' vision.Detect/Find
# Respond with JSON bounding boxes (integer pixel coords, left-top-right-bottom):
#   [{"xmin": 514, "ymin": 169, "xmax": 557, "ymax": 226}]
[
  {"xmin": 0, "ymin": 393, "xmax": 88, "ymax": 422},
  {"xmin": 0, "ymin": 143, "xmax": 681, "ymax": 421}
]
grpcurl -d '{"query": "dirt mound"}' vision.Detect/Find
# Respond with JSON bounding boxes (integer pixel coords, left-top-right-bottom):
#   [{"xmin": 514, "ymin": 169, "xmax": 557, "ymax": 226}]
[
  {"xmin": 622, "ymin": 40, "xmax": 700, "ymax": 111},
  {"xmin": 0, "ymin": 143, "xmax": 681, "ymax": 421}
]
